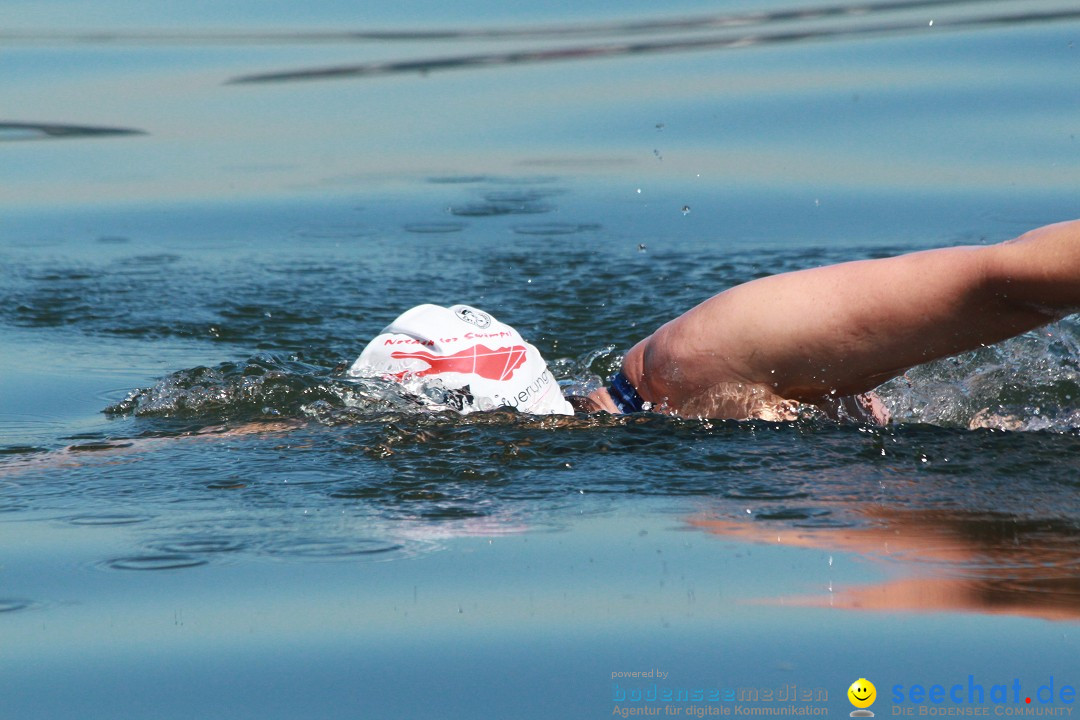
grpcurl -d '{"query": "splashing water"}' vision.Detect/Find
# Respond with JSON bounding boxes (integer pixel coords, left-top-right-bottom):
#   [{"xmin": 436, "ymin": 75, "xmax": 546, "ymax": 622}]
[
  {"xmin": 105, "ymin": 317, "xmax": 1080, "ymax": 433},
  {"xmin": 878, "ymin": 317, "xmax": 1080, "ymax": 432},
  {"xmin": 104, "ymin": 344, "xmax": 624, "ymax": 428},
  {"xmin": 104, "ymin": 355, "xmax": 419, "ymax": 424}
]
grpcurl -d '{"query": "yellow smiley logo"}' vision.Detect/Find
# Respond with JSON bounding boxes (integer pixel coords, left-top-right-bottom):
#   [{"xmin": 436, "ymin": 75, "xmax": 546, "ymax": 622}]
[{"xmin": 848, "ymin": 678, "xmax": 877, "ymax": 709}]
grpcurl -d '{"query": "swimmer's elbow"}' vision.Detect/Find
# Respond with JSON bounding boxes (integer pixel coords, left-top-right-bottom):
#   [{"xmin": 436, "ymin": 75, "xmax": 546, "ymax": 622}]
[{"xmin": 626, "ymin": 326, "xmax": 693, "ymax": 407}]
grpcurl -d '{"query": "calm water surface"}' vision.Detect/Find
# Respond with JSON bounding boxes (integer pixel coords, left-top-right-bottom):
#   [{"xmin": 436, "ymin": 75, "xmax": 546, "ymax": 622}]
[{"xmin": 1, "ymin": 1, "xmax": 1078, "ymax": 717}]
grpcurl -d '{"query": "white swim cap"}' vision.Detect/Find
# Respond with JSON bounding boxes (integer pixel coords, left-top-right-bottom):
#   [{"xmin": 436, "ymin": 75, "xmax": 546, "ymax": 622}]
[{"xmin": 348, "ymin": 304, "xmax": 573, "ymax": 416}]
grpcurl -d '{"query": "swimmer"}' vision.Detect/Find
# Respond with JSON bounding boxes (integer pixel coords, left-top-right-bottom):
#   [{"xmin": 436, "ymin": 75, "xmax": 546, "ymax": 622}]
[
  {"xmin": 7, "ymin": 219, "xmax": 1071, "ymax": 478},
  {"xmin": 354, "ymin": 219, "xmax": 1080, "ymax": 423}
]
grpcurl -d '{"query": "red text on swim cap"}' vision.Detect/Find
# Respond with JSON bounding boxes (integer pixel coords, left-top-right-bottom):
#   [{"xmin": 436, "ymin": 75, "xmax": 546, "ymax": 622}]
[{"xmin": 390, "ymin": 344, "xmax": 527, "ymax": 382}]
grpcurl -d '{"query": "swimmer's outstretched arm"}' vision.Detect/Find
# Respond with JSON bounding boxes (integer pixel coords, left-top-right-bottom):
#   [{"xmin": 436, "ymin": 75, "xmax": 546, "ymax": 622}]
[{"xmin": 622, "ymin": 219, "xmax": 1080, "ymax": 413}]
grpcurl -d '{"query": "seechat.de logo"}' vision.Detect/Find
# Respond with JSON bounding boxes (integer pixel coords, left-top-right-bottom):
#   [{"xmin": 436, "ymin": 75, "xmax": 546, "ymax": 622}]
[{"xmin": 849, "ymin": 678, "xmax": 877, "ymax": 717}]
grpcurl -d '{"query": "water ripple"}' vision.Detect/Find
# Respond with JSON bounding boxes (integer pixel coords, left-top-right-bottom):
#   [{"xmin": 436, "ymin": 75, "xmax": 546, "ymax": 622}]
[
  {"xmin": 448, "ymin": 202, "xmax": 554, "ymax": 217},
  {"xmin": 511, "ymin": 223, "xmax": 601, "ymax": 236},
  {"xmin": 150, "ymin": 538, "xmax": 247, "ymax": 555},
  {"xmin": 258, "ymin": 537, "xmax": 405, "ymax": 561},
  {"xmin": 403, "ymin": 222, "xmax": 467, "ymax": 234},
  {"xmin": 65, "ymin": 513, "xmax": 154, "ymax": 526},
  {"xmin": 104, "ymin": 554, "xmax": 210, "ymax": 571}
]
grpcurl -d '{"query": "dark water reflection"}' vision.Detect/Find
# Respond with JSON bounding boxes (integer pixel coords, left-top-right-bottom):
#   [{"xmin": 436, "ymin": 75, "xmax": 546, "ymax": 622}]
[
  {"xmin": 226, "ymin": 2, "xmax": 1080, "ymax": 84},
  {"xmin": 0, "ymin": 122, "xmax": 145, "ymax": 142},
  {"xmin": 0, "ymin": 0, "xmax": 1028, "ymax": 45}
]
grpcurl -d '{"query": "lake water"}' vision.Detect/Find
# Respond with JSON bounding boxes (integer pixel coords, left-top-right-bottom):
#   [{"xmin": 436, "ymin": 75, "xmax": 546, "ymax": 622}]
[{"xmin": 2, "ymin": 1, "xmax": 1078, "ymax": 717}]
